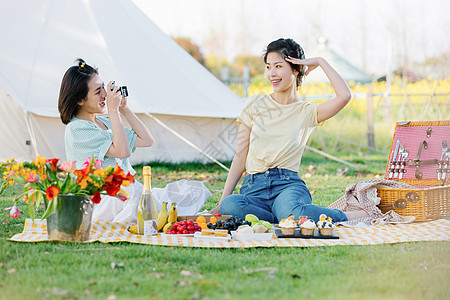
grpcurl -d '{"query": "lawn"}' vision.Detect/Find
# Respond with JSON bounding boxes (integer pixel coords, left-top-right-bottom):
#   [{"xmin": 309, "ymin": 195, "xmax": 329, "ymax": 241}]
[{"xmin": 1, "ymin": 151, "xmax": 449, "ymax": 300}]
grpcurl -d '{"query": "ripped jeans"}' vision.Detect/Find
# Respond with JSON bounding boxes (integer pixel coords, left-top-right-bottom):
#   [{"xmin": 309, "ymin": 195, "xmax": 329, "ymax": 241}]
[{"xmin": 220, "ymin": 168, "xmax": 348, "ymax": 223}]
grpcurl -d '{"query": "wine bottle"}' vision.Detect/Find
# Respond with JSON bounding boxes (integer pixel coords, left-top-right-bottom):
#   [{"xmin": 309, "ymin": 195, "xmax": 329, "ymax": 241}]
[{"xmin": 137, "ymin": 166, "xmax": 158, "ymax": 235}]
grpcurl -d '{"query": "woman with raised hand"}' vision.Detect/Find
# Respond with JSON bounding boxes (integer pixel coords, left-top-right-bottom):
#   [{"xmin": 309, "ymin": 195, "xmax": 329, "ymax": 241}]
[
  {"xmin": 210, "ymin": 38, "xmax": 367, "ymax": 223},
  {"xmin": 58, "ymin": 59, "xmax": 155, "ymax": 223}
]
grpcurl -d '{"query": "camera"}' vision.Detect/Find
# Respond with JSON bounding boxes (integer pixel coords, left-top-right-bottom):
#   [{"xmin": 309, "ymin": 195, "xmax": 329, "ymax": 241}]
[{"xmin": 110, "ymin": 81, "xmax": 129, "ymax": 98}]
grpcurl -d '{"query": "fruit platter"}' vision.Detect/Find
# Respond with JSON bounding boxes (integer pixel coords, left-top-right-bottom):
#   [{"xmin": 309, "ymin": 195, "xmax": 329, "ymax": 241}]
[
  {"xmin": 164, "ymin": 220, "xmax": 202, "ymax": 235},
  {"xmin": 194, "ymin": 214, "xmax": 276, "ymax": 241}
]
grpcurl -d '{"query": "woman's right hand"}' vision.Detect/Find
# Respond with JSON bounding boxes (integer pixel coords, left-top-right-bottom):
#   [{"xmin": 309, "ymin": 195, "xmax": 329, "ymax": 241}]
[
  {"xmin": 106, "ymin": 81, "xmax": 122, "ymax": 112},
  {"xmin": 208, "ymin": 205, "xmax": 221, "ymax": 215}
]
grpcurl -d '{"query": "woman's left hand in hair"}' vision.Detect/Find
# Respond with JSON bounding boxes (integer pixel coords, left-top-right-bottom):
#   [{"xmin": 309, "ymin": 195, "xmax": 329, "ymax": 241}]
[{"xmin": 285, "ymin": 56, "xmax": 323, "ymax": 76}]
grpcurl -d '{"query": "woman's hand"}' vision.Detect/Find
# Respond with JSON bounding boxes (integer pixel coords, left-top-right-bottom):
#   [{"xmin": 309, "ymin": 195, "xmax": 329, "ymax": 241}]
[
  {"xmin": 287, "ymin": 56, "xmax": 351, "ymax": 123},
  {"xmin": 106, "ymin": 81, "xmax": 122, "ymax": 112},
  {"xmin": 208, "ymin": 205, "xmax": 221, "ymax": 215},
  {"xmin": 118, "ymin": 97, "xmax": 129, "ymax": 114},
  {"xmin": 285, "ymin": 56, "xmax": 323, "ymax": 76}
]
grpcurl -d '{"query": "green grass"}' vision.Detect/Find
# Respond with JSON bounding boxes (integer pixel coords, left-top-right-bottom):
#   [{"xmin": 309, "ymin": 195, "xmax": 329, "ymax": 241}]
[{"xmin": 1, "ymin": 152, "xmax": 449, "ymax": 300}]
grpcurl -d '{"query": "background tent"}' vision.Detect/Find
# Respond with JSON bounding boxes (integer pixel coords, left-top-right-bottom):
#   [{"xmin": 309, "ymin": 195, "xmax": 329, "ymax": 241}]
[
  {"xmin": 305, "ymin": 37, "xmax": 373, "ymax": 84},
  {"xmin": 0, "ymin": 0, "xmax": 243, "ymax": 164}
]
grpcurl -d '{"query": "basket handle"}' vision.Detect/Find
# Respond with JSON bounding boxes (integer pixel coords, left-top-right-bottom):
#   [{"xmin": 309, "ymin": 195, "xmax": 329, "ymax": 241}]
[
  {"xmin": 413, "ymin": 141, "xmax": 428, "ymax": 179},
  {"xmin": 378, "ymin": 192, "xmax": 420, "ymax": 211}
]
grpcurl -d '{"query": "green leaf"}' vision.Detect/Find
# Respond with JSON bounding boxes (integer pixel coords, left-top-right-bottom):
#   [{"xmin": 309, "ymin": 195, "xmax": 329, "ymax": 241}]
[
  {"xmin": 46, "ymin": 167, "xmax": 58, "ymax": 182},
  {"xmin": 36, "ymin": 181, "xmax": 46, "ymax": 191},
  {"xmin": 0, "ymin": 180, "xmax": 8, "ymax": 194},
  {"xmin": 60, "ymin": 174, "xmax": 72, "ymax": 194},
  {"xmin": 40, "ymin": 196, "xmax": 58, "ymax": 220},
  {"xmin": 35, "ymin": 191, "xmax": 44, "ymax": 209},
  {"xmin": 29, "ymin": 203, "xmax": 35, "ymax": 220}
]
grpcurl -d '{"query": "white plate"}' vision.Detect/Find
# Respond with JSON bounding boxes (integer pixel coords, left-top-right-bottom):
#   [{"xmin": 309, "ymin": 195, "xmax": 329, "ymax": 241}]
[
  {"xmin": 194, "ymin": 231, "xmax": 231, "ymax": 241},
  {"xmin": 231, "ymin": 231, "xmax": 275, "ymax": 241}
]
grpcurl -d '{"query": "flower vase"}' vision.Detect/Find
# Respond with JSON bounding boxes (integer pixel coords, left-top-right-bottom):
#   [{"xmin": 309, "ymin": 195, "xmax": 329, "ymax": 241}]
[{"xmin": 46, "ymin": 194, "xmax": 94, "ymax": 242}]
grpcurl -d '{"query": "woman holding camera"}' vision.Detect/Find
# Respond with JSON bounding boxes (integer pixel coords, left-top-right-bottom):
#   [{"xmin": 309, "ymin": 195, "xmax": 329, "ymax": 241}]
[
  {"xmin": 58, "ymin": 59, "xmax": 154, "ymax": 222},
  {"xmin": 210, "ymin": 38, "xmax": 368, "ymax": 223}
]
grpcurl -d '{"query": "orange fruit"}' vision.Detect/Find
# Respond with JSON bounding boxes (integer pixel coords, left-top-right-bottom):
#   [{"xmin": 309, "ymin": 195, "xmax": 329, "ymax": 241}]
[
  {"xmin": 196, "ymin": 216, "xmax": 206, "ymax": 224},
  {"xmin": 209, "ymin": 217, "xmax": 218, "ymax": 224},
  {"xmin": 199, "ymin": 223, "xmax": 209, "ymax": 229}
]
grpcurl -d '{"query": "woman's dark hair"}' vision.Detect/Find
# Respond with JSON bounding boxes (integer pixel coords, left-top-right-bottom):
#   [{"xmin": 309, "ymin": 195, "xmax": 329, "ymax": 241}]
[
  {"xmin": 58, "ymin": 58, "xmax": 98, "ymax": 124},
  {"xmin": 263, "ymin": 38, "xmax": 305, "ymax": 87}
]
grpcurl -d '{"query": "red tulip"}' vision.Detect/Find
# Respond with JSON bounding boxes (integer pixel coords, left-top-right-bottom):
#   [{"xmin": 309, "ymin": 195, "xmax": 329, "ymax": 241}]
[
  {"xmin": 10, "ymin": 206, "xmax": 20, "ymax": 218},
  {"xmin": 91, "ymin": 191, "xmax": 101, "ymax": 204},
  {"xmin": 45, "ymin": 186, "xmax": 60, "ymax": 201},
  {"xmin": 46, "ymin": 158, "xmax": 59, "ymax": 173}
]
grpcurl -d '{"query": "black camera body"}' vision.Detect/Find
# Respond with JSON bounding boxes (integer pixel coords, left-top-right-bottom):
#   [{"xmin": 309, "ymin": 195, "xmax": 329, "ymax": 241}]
[{"xmin": 110, "ymin": 81, "xmax": 129, "ymax": 98}]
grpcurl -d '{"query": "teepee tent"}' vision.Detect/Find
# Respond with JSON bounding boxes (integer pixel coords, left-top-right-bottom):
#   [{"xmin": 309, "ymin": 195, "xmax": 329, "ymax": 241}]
[
  {"xmin": 0, "ymin": 0, "xmax": 243, "ymax": 164},
  {"xmin": 305, "ymin": 37, "xmax": 373, "ymax": 84}
]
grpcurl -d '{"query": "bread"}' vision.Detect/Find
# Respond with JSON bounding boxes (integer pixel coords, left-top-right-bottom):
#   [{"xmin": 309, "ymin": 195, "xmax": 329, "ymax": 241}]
[
  {"xmin": 201, "ymin": 229, "xmax": 214, "ymax": 236},
  {"xmin": 214, "ymin": 229, "xmax": 228, "ymax": 237}
]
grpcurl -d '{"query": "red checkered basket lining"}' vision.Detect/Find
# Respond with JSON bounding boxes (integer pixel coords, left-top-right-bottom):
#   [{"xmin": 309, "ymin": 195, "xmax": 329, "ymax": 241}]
[
  {"xmin": 379, "ymin": 121, "xmax": 450, "ymax": 222},
  {"xmin": 385, "ymin": 124, "xmax": 449, "ymax": 180}
]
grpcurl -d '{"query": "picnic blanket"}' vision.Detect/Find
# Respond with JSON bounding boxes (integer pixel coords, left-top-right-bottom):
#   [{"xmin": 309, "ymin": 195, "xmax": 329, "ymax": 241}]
[{"xmin": 8, "ymin": 218, "xmax": 450, "ymax": 248}]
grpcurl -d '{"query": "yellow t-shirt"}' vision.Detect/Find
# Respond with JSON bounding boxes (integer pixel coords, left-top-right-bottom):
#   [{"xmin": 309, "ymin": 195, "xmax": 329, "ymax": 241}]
[{"xmin": 237, "ymin": 94, "xmax": 321, "ymax": 174}]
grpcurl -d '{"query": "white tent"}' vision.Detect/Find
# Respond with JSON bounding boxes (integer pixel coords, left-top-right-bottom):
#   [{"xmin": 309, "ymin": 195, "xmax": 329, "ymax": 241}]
[
  {"xmin": 0, "ymin": 0, "xmax": 243, "ymax": 164},
  {"xmin": 305, "ymin": 37, "xmax": 373, "ymax": 84}
]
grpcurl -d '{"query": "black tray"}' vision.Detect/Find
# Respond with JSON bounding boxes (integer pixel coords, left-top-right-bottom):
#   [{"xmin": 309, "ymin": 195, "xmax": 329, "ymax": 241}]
[{"xmin": 275, "ymin": 228, "xmax": 339, "ymax": 239}]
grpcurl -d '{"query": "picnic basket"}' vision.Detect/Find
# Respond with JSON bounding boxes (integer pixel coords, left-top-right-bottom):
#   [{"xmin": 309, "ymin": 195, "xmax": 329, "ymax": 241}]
[{"xmin": 377, "ymin": 120, "xmax": 450, "ymax": 222}]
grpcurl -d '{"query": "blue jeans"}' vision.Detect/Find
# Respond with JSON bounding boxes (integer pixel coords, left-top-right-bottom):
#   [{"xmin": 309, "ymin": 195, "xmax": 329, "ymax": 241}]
[{"xmin": 220, "ymin": 168, "xmax": 348, "ymax": 223}]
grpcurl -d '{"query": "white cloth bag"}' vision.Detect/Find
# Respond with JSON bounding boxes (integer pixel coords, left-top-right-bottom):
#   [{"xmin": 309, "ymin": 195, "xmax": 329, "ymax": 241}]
[
  {"xmin": 152, "ymin": 179, "xmax": 212, "ymax": 216},
  {"xmin": 91, "ymin": 179, "xmax": 212, "ymax": 223}
]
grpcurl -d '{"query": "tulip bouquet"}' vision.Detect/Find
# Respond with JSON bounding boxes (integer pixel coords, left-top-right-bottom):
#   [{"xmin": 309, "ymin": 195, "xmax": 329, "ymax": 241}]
[{"xmin": 1, "ymin": 156, "xmax": 134, "ymax": 220}]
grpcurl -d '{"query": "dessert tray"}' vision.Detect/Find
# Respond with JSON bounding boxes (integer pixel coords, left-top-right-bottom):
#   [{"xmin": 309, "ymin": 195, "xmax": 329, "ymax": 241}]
[{"xmin": 275, "ymin": 228, "xmax": 339, "ymax": 239}]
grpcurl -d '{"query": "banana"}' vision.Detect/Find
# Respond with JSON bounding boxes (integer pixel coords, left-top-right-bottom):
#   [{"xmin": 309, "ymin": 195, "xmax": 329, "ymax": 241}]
[
  {"xmin": 157, "ymin": 202, "xmax": 169, "ymax": 232},
  {"xmin": 128, "ymin": 224, "xmax": 139, "ymax": 234},
  {"xmin": 167, "ymin": 202, "xmax": 178, "ymax": 224},
  {"xmin": 163, "ymin": 222, "xmax": 174, "ymax": 232}
]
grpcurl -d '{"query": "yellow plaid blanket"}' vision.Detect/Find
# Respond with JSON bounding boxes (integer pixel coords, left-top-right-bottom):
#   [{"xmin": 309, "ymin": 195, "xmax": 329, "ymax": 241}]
[{"xmin": 9, "ymin": 218, "xmax": 450, "ymax": 248}]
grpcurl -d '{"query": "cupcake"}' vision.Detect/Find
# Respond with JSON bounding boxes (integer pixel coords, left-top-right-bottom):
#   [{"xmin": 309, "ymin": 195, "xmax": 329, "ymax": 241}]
[
  {"xmin": 279, "ymin": 214, "xmax": 296, "ymax": 235},
  {"xmin": 317, "ymin": 214, "xmax": 335, "ymax": 236},
  {"xmin": 299, "ymin": 217, "xmax": 316, "ymax": 236}
]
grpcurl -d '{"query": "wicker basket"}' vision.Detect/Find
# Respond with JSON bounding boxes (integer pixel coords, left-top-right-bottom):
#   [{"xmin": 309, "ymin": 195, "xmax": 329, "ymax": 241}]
[
  {"xmin": 377, "ymin": 183, "xmax": 449, "ymax": 222},
  {"xmin": 377, "ymin": 121, "xmax": 450, "ymax": 222}
]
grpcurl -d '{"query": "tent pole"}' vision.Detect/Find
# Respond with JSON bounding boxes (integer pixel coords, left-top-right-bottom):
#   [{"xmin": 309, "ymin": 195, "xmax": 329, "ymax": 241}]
[
  {"xmin": 26, "ymin": 113, "xmax": 58, "ymax": 158},
  {"xmin": 24, "ymin": 111, "xmax": 40, "ymax": 157},
  {"xmin": 305, "ymin": 145, "xmax": 359, "ymax": 169},
  {"xmin": 145, "ymin": 114, "xmax": 358, "ymax": 171},
  {"xmin": 145, "ymin": 113, "xmax": 230, "ymax": 172}
]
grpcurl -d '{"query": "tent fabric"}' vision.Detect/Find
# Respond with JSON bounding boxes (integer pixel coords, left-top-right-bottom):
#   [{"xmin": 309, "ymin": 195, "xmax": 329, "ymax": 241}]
[
  {"xmin": 0, "ymin": 87, "xmax": 33, "ymax": 162},
  {"xmin": 304, "ymin": 38, "xmax": 373, "ymax": 85},
  {"xmin": 0, "ymin": 0, "xmax": 243, "ymax": 163}
]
